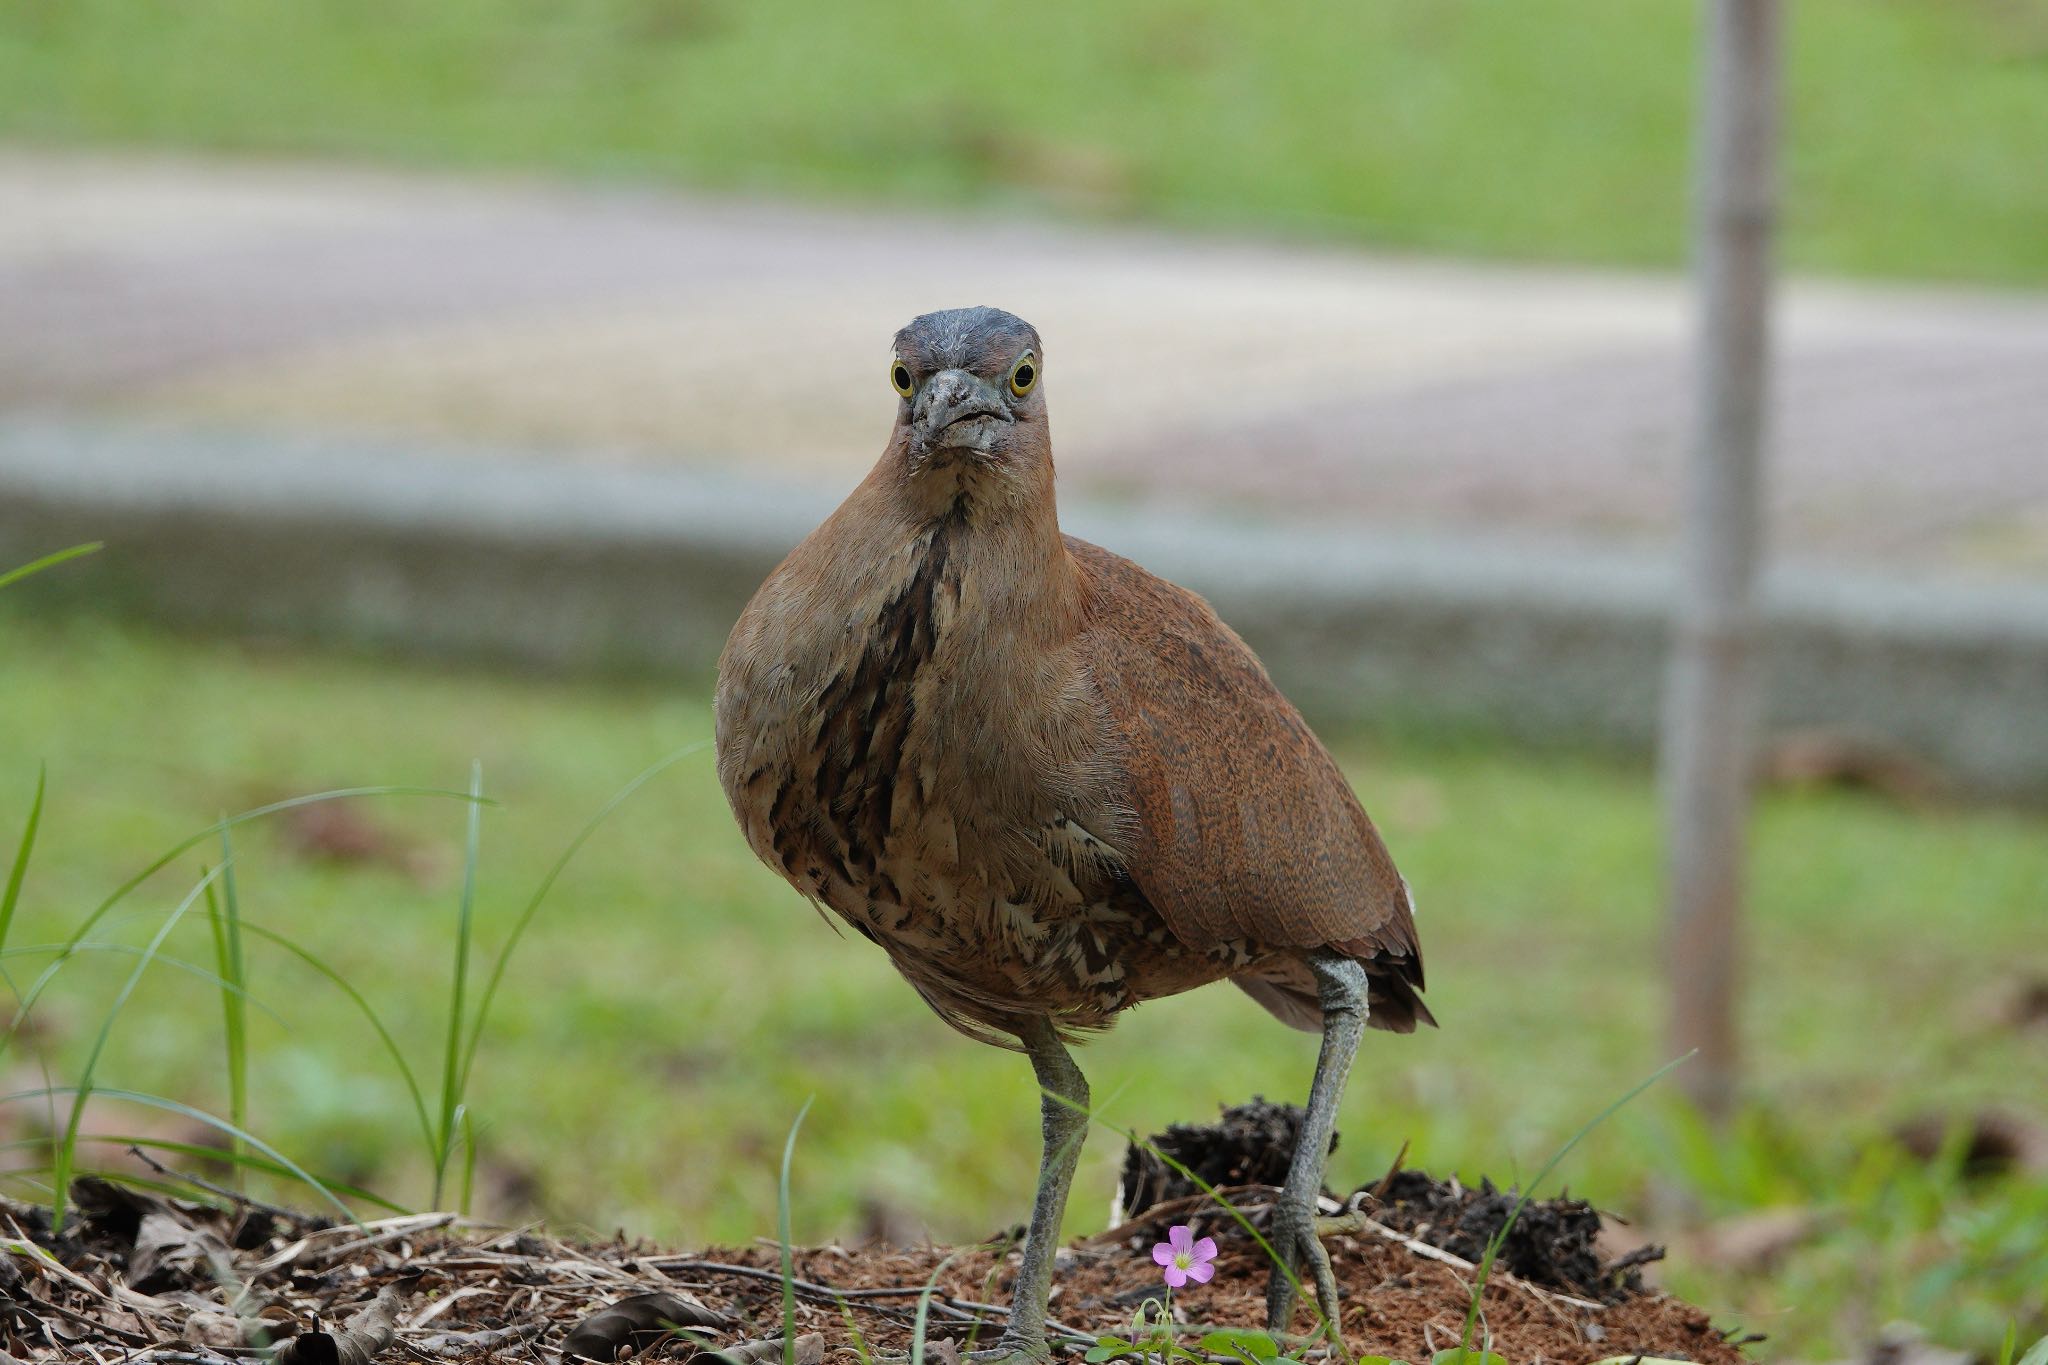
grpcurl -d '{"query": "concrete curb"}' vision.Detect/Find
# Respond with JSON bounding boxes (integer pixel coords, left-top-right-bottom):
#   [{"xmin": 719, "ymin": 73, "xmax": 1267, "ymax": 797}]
[{"xmin": 3, "ymin": 416, "xmax": 2044, "ymax": 796}]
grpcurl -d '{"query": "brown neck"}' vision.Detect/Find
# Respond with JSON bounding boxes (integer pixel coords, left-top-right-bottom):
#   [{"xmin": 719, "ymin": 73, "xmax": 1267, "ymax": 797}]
[{"xmin": 866, "ymin": 439, "xmax": 1080, "ymax": 644}]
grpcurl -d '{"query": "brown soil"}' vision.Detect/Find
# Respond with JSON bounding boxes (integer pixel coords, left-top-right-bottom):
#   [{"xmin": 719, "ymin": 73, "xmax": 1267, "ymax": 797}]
[
  {"xmin": 5, "ymin": 1173, "xmax": 1749, "ymax": 1365},
  {"xmin": 1119, "ymin": 1100, "xmax": 1661, "ymax": 1306}
]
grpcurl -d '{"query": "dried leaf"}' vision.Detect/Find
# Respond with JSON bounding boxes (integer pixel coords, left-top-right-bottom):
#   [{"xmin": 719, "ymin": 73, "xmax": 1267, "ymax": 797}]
[
  {"xmin": 1688, "ymin": 1207, "xmax": 1821, "ymax": 1273},
  {"xmin": 271, "ymin": 1285, "xmax": 401, "ymax": 1365},
  {"xmin": 412, "ymin": 1320, "xmax": 548, "ymax": 1359},
  {"xmin": 1860, "ymin": 1322, "xmax": 1974, "ymax": 1365},
  {"xmin": 702, "ymin": 1334, "xmax": 825, "ymax": 1365},
  {"xmin": 183, "ymin": 1310, "xmax": 246, "ymax": 1348},
  {"xmin": 1765, "ymin": 729, "xmax": 1944, "ymax": 803},
  {"xmin": 132, "ymin": 1210, "xmax": 236, "ymax": 1291},
  {"xmin": 278, "ymin": 801, "xmax": 404, "ymax": 866},
  {"xmin": 1894, "ymin": 1109, "xmax": 2048, "ymax": 1178},
  {"xmin": 562, "ymin": 1290, "xmax": 736, "ymax": 1361},
  {"xmin": 273, "ymin": 799, "xmax": 444, "ymax": 884},
  {"xmin": 2002, "ymin": 977, "xmax": 2048, "ymax": 1031}
]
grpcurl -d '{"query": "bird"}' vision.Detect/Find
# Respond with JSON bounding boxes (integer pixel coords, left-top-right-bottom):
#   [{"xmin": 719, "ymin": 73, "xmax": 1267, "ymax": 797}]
[{"xmin": 714, "ymin": 306, "xmax": 1429, "ymax": 1359}]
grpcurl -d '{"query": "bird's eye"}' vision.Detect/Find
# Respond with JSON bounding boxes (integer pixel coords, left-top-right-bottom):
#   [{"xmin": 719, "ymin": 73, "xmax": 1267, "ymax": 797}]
[
  {"xmin": 890, "ymin": 358, "xmax": 914, "ymax": 398},
  {"xmin": 1009, "ymin": 351, "xmax": 1038, "ymax": 397}
]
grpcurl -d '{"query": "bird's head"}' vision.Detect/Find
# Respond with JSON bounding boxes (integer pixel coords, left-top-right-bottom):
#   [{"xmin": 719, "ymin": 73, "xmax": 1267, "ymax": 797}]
[{"xmin": 887, "ymin": 306, "xmax": 1048, "ymax": 495}]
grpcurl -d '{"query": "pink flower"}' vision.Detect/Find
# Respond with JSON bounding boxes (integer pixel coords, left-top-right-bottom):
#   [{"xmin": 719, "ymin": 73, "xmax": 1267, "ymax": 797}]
[{"xmin": 1150, "ymin": 1224, "xmax": 1218, "ymax": 1288}]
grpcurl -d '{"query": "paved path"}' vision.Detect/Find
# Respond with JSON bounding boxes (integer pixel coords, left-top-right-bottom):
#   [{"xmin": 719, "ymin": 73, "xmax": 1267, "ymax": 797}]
[{"xmin": 4, "ymin": 149, "xmax": 2046, "ymax": 577}]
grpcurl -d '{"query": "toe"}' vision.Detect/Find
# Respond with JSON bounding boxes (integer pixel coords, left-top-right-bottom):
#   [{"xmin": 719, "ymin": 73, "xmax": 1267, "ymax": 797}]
[
  {"xmin": 1263, "ymin": 1215, "xmax": 1345, "ymax": 1341},
  {"xmin": 1262, "ymin": 1226, "xmax": 1306, "ymax": 1330},
  {"xmin": 959, "ymin": 1333, "xmax": 1050, "ymax": 1365}
]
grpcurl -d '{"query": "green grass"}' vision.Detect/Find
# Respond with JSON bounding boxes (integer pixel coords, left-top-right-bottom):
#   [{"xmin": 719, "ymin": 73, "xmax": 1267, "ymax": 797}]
[
  {"xmin": 1, "ymin": 0, "xmax": 2046, "ymax": 285},
  {"xmin": 0, "ymin": 612, "xmax": 2043, "ymax": 1355}
]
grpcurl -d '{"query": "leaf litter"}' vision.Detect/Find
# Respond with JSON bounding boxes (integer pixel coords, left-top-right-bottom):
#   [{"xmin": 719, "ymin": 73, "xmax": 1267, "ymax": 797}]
[{"xmin": 0, "ymin": 1107, "xmax": 1752, "ymax": 1364}]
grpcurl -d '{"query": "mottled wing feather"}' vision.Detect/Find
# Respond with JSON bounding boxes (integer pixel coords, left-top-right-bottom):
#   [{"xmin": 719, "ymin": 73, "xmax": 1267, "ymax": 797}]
[{"xmin": 1068, "ymin": 537, "xmax": 1427, "ymax": 1016}]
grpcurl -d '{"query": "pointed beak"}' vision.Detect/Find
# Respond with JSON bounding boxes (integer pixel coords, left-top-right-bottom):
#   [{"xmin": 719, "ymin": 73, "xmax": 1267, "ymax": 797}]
[{"xmin": 911, "ymin": 369, "xmax": 1012, "ymax": 459}]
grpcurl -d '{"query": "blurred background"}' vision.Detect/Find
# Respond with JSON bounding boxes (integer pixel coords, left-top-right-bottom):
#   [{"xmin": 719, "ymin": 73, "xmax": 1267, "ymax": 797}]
[{"xmin": 0, "ymin": 2, "xmax": 2044, "ymax": 1358}]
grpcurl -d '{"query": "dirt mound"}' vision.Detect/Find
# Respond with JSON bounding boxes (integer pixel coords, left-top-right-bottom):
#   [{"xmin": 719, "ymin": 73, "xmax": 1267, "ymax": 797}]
[
  {"xmin": 1119, "ymin": 1096, "xmax": 1321, "ymax": 1221},
  {"xmin": 1370, "ymin": 1170, "xmax": 1656, "ymax": 1305},
  {"xmin": 1119, "ymin": 1101, "xmax": 1665, "ymax": 1306},
  {"xmin": 6, "ymin": 1167, "xmax": 1746, "ymax": 1363}
]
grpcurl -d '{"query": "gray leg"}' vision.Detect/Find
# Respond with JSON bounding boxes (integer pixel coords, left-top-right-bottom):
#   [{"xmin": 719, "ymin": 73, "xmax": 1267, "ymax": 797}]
[
  {"xmin": 994, "ymin": 1015, "xmax": 1090, "ymax": 1358},
  {"xmin": 1265, "ymin": 953, "xmax": 1368, "ymax": 1339}
]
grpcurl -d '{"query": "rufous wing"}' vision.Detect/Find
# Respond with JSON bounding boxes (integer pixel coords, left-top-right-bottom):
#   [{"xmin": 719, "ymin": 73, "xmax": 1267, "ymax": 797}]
[{"xmin": 1069, "ymin": 537, "xmax": 1429, "ymax": 1028}]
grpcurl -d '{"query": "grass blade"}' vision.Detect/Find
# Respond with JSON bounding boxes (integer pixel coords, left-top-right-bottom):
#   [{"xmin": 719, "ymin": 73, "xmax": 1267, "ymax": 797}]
[
  {"xmin": 5, "ymin": 1085, "xmax": 356, "ymax": 1224},
  {"xmin": 911, "ymin": 1246, "xmax": 974, "ymax": 1365},
  {"xmin": 205, "ymin": 828, "xmax": 250, "ymax": 1182},
  {"xmin": 0, "ymin": 542, "xmax": 102, "ymax": 592},
  {"xmin": 779, "ymin": 1095, "xmax": 814, "ymax": 1365},
  {"xmin": 51, "ymin": 864, "xmax": 227, "ymax": 1230},
  {"xmin": 836, "ymin": 1299, "xmax": 875, "ymax": 1365},
  {"xmin": 15, "ymin": 1133, "xmax": 408, "ymax": 1214},
  {"xmin": 432, "ymin": 763, "xmax": 484, "ymax": 1210},
  {"xmin": 0, "ymin": 766, "xmax": 44, "ymax": 963},
  {"xmin": 3, "ymin": 1167, "xmax": 210, "ymax": 1206},
  {"xmin": 457, "ymin": 741, "xmax": 708, "ymax": 1101},
  {"xmin": 1455, "ymin": 1051, "xmax": 1695, "ymax": 1352},
  {"xmin": 0, "ymin": 767, "xmax": 54, "ymax": 1174},
  {"xmin": 3, "ymin": 785, "xmax": 487, "ymax": 1060},
  {"xmin": 0, "ymin": 941, "xmax": 282, "ymax": 1021},
  {"xmin": 1053, "ymin": 1092, "xmax": 1324, "ymax": 1345},
  {"xmin": 235, "ymin": 921, "xmax": 434, "ymax": 1158},
  {"xmin": 458, "ymin": 1107, "xmax": 477, "ymax": 1217}
]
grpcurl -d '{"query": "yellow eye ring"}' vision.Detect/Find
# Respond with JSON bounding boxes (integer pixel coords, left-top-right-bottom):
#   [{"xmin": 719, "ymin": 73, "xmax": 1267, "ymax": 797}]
[
  {"xmin": 1009, "ymin": 351, "xmax": 1038, "ymax": 397},
  {"xmin": 890, "ymin": 357, "xmax": 914, "ymax": 398}
]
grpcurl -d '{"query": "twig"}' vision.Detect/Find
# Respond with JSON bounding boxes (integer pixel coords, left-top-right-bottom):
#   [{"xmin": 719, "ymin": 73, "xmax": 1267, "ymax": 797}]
[
  {"xmin": 1605, "ymin": 1244, "xmax": 1666, "ymax": 1275},
  {"xmin": 401, "ymin": 1319, "xmax": 548, "ymax": 1359},
  {"xmin": 253, "ymin": 1213, "xmax": 458, "ymax": 1275},
  {"xmin": 1316, "ymin": 1211, "xmax": 1473, "ymax": 1273},
  {"xmin": 125, "ymin": 1146, "xmax": 309, "ymax": 1224},
  {"xmin": 643, "ymin": 1257, "xmax": 956, "ymax": 1322},
  {"xmin": 1316, "ymin": 1211, "xmax": 1606, "ymax": 1314},
  {"xmin": 645, "ymin": 1258, "xmax": 1094, "ymax": 1344},
  {"xmin": 913, "ymin": 1293, "xmax": 1091, "ymax": 1345},
  {"xmin": 402, "ymin": 1283, "xmax": 494, "ymax": 1329},
  {"xmin": 3, "ymin": 1237, "xmax": 108, "ymax": 1296},
  {"xmin": 1369, "ymin": 1141, "xmax": 1412, "ymax": 1202},
  {"xmin": 473, "ymin": 1221, "xmax": 546, "ymax": 1252},
  {"xmin": 1078, "ymin": 1186, "xmax": 1277, "ymax": 1247},
  {"xmin": 20, "ymin": 1292, "xmax": 150, "ymax": 1346}
]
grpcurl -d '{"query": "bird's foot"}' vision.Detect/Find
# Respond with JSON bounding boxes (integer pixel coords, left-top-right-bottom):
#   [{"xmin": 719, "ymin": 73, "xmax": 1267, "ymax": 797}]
[
  {"xmin": 876, "ymin": 1333, "xmax": 1051, "ymax": 1365},
  {"xmin": 962, "ymin": 1343, "xmax": 1053, "ymax": 1365},
  {"xmin": 1263, "ymin": 1198, "xmax": 1346, "ymax": 1347}
]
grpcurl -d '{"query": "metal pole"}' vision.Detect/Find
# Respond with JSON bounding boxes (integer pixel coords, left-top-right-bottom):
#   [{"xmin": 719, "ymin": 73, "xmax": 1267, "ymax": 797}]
[{"xmin": 1662, "ymin": 0, "xmax": 1783, "ymax": 1119}]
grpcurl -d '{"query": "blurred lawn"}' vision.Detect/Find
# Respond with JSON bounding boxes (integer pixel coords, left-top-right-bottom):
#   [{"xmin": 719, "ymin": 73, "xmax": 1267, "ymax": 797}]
[
  {"xmin": 2, "ymin": 0, "xmax": 2046, "ymax": 285},
  {"xmin": 1, "ymin": 613, "xmax": 2044, "ymax": 1354}
]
